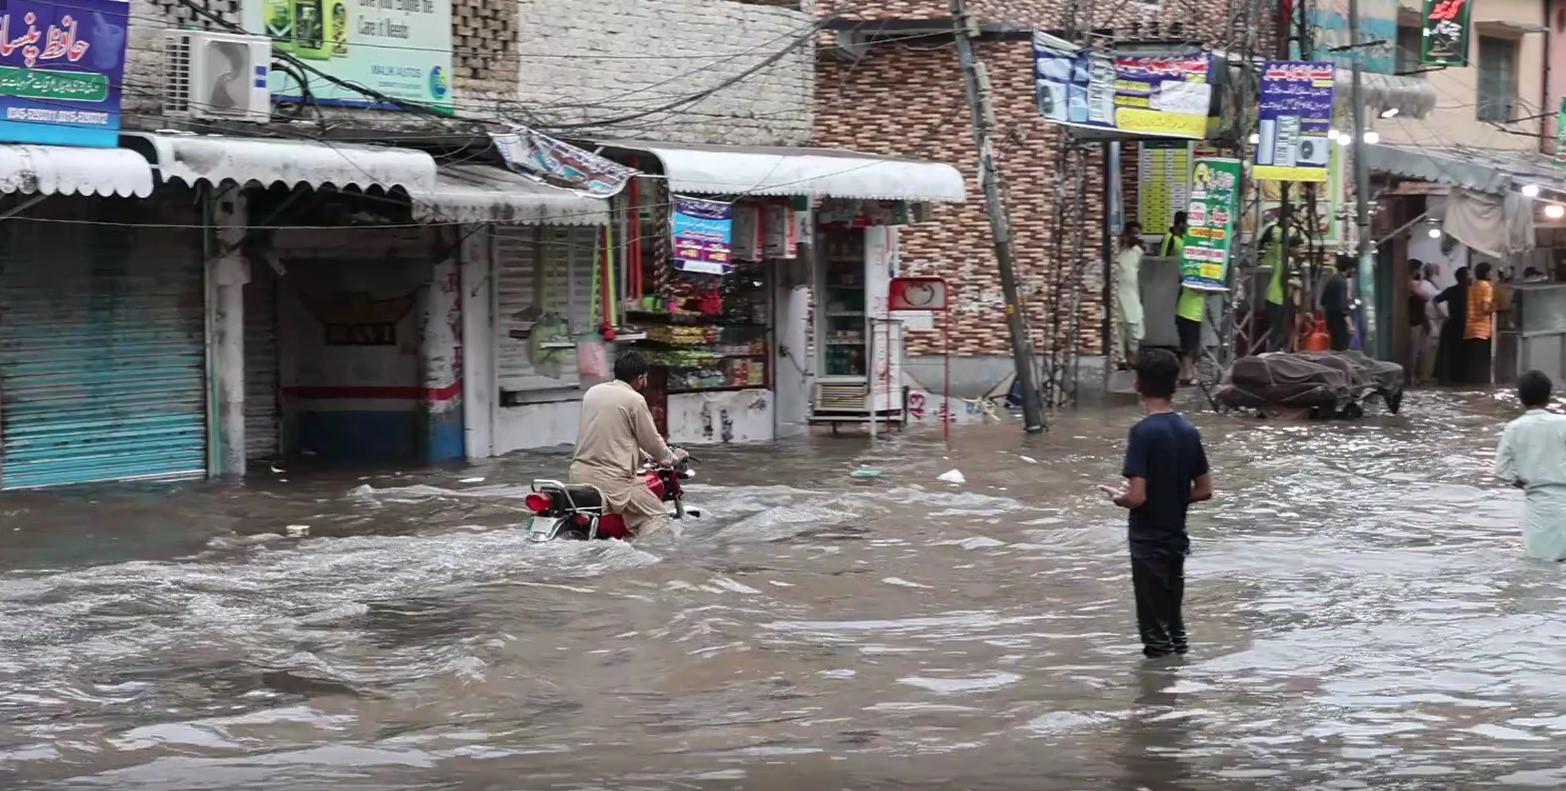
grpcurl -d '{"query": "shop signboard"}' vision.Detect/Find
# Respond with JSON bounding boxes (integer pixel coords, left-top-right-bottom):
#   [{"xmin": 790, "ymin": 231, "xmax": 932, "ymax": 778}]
[
  {"xmin": 1556, "ymin": 97, "xmax": 1566, "ymax": 167},
  {"xmin": 1179, "ymin": 157, "xmax": 1241, "ymax": 291},
  {"xmin": 1420, "ymin": 0, "xmax": 1471, "ymax": 67},
  {"xmin": 670, "ymin": 196, "xmax": 733, "ymax": 275},
  {"xmin": 1137, "ymin": 141, "xmax": 1193, "ymax": 236},
  {"xmin": 245, "ymin": 0, "xmax": 453, "ymax": 113},
  {"xmin": 490, "ymin": 126, "xmax": 635, "ymax": 198},
  {"xmin": 1309, "ymin": 0, "xmax": 1396, "ymax": 73},
  {"xmin": 0, "ymin": 0, "xmax": 129, "ymax": 147},
  {"xmin": 1032, "ymin": 35, "xmax": 1214, "ymax": 139},
  {"xmin": 1255, "ymin": 61, "xmax": 1335, "ymax": 183}
]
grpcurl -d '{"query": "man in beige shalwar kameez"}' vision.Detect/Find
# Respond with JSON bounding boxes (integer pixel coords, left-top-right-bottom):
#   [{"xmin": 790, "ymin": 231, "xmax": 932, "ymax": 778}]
[{"xmin": 570, "ymin": 351, "xmax": 686, "ymax": 536}]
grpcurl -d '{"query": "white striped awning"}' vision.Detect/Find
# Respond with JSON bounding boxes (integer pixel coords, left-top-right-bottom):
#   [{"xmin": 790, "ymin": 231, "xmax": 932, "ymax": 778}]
[{"xmin": 0, "ymin": 145, "xmax": 153, "ymax": 198}]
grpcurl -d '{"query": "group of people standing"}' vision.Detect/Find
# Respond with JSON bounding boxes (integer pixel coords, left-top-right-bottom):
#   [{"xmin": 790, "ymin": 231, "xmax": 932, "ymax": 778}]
[
  {"xmin": 1113, "ymin": 211, "xmax": 1207, "ymax": 385},
  {"xmin": 1407, "ymin": 260, "xmax": 1498, "ymax": 385}
]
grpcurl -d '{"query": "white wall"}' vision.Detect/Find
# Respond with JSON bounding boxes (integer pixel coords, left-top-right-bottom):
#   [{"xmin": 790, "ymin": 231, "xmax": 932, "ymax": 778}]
[
  {"xmin": 514, "ymin": 0, "xmax": 814, "ymax": 146},
  {"xmin": 774, "ymin": 284, "xmax": 811, "ymax": 438},
  {"xmin": 667, "ymin": 390, "xmax": 774, "ymax": 445},
  {"xmin": 494, "ymin": 400, "xmax": 582, "ymax": 455}
]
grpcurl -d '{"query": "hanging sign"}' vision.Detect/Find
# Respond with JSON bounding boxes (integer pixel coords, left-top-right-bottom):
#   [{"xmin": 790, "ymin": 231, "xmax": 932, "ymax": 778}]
[
  {"xmin": 670, "ymin": 196, "xmax": 733, "ymax": 275},
  {"xmin": 491, "ymin": 126, "xmax": 636, "ymax": 198},
  {"xmin": 0, "ymin": 0, "xmax": 130, "ymax": 147},
  {"xmin": 1254, "ymin": 61, "xmax": 1335, "ymax": 183},
  {"xmin": 888, "ymin": 277, "xmax": 950, "ymax": 312},
  {"xmin": 1420, "ymin": 0, "xmax": 1471, "ymax": 67},
  {"xmin": 1032, "ymin": 34, "xmax": 1214, "ymax": 139},
  {"xmin": 1179, "ymin": 157, "xmax": 1241, "ymax": 292},
  {"xmin": 1556, "ymin": 97, "xmax": 1566, "ymax": 167}
]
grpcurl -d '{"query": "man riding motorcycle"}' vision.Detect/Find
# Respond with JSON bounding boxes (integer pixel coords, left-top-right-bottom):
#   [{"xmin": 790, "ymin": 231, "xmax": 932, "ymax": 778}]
[{"xmin": 569, "ymin": 351, "xmax": 688, "ymax": 537}]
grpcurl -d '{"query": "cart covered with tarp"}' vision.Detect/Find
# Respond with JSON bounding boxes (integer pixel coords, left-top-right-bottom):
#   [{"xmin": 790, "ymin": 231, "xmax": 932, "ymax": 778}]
[{"xmin": 1216, "ymin": 351, "xmax": 1403, "ymax": 418}]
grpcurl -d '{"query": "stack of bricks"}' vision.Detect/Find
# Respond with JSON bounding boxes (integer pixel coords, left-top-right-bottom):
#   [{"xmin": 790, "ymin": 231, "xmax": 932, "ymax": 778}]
[
  {"xmin": 452, "ymin": 0, "xmax": 520, "ymax": 114},
  {"xmin": 813, "ymin": 0, "xmax": 1239, "ymax": 358}
]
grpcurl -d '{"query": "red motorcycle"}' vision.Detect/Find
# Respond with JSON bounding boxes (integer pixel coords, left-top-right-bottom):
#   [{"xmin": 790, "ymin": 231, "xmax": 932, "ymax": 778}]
[{"xmin": 525, "ymin": 452, "xmax": 698, "ymax": 541}]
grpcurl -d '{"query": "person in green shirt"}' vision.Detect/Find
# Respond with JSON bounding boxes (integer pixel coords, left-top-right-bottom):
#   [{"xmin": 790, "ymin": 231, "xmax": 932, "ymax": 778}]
[
  {"xmin": 1261, "ymin": 218, "xmax": 1304, "ymax": 352},
  {"xmin": 1164, "ymin": 211, "xmax": 1203, "ymax": 385}
]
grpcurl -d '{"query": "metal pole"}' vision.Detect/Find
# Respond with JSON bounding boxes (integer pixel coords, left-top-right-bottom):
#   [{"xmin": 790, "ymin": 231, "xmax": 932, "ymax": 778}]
[
  {"xmin": 1103, "ymin": 140, "xmax": 1119, "ymax": 392},
  {"xmin": 944, "ymin": 307, "xmax": 952, "ymax": 443},
  {"xmin": 1275, "ymin": 0, "xmax": 1294, "ymax": 354},
  {"xmin": 1349, "ymin": 0, "xmax": 1376, "ymax": 356},
  {"xmin": 951, "ymin": 0, "xmax": 1046, "ymax": 434}
]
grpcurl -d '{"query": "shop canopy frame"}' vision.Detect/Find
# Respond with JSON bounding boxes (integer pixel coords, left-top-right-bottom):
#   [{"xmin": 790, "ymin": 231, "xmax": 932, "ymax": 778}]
[
  {"xmin": 121, "ymin": 132, "xmax": 612, "ymax": 226},
  {"xmin": 591, "ymin": 140, "xmax": 966, "ymax": 204}
]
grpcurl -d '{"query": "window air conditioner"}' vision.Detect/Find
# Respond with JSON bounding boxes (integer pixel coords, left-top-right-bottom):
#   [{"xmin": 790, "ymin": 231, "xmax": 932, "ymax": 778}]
[{"xmin": 164, "ymin": 30, "xmax": 272, "ymax": 123}]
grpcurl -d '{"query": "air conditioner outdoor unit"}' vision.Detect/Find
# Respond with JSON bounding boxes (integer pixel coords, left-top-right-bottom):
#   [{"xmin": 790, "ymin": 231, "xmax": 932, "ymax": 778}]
[{"xmin": 164, "ymin": 30, "xmax": 271, "ymax": 123}]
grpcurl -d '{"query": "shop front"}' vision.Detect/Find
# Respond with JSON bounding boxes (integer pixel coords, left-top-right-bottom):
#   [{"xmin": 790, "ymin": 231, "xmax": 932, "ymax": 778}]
[{"xmin": 593, "ymin": 141, "xmax": 965, "ymax": 445}]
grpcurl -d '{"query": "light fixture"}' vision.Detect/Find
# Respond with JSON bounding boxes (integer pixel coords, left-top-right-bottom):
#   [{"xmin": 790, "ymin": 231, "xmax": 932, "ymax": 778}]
[
  {"xmin": 1362, "ymin": 131, "xmax": 1381, "ymax": 144},
  {"xmin": 1523, "ymin": 184, "xmax": 1542, "ymax": 197},
  {"xmin": 1327, "ymin": 129, "xmax": 1342, "ymax": 142},
  {"xmin": 1547, "ymin": 203, "xmax": 1565, "ymax": 220},
  {"xmin": 1428, "ymin": 226, "xmax": 1444, "ymax": 239},
  {"xmin": 1248, "ymin": 132, "xmax": 1260, "ymax": 145},
  {"xmin": 1380, "ymin": 107, "xmax": 1400, "ymax": 119},
  {"xmin": 1336, "ymin": 132, "xmax": 1353, "ymax": 147}
]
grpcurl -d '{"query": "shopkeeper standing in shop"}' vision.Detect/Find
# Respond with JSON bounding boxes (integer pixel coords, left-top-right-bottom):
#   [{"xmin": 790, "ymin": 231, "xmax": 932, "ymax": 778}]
[{"xmin": 1162, "ymin": 211, "xmax": 1203, "ymax": 386}]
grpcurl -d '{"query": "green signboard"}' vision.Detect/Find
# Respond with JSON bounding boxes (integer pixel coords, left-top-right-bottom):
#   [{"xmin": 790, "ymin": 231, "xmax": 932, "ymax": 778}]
[
  {"xmin": 1180, "ymin": 157, "xmax": 1242, "ymax": 291},
  {"xmin": 1420, "ymin": 0, "xmax": 1471, "ymax": 67},
  {"xmin": 1557, "ymin": 97, "xmax": 1566, "ymax": 167}
]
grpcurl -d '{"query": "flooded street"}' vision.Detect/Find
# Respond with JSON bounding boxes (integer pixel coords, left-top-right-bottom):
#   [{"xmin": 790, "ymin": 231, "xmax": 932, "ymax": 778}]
[{"xmin": 2, "ymin": 389, "xmax": 1561, "ymax": 789}]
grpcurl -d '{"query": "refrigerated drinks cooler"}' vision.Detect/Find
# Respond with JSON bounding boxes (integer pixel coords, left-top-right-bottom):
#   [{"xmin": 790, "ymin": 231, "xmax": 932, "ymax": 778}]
[{"xmin": 810, "ymin": 226, "xmax": 905, "ymax": 429}]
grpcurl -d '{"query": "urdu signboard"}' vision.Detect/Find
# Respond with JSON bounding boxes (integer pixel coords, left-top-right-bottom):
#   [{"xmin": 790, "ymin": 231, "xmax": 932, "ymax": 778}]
[{"xmin": 0, "ymin": 0, "xmax": 129, "ymax": 147}]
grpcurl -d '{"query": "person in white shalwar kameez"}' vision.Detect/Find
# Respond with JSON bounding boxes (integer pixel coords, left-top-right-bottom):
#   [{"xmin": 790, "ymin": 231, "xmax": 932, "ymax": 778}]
[{"xmin": 1493, "ymin": 371, "xmax": 1566, "ymax": 561}]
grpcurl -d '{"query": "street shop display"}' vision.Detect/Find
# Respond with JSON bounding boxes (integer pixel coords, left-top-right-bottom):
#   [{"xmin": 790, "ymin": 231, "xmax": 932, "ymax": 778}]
[
  {"xmin": 1032, "ymin": 34, "xmax": 1214, "ymax": 140},
  {"xmin": 1179, "ymin": 157, "xmax": 1242, "ymax": 291},
  {"xmin": 1420, "ymin": 0, "xmax": 1471, "ymax": 67},
  {"xmin": 1217, "ymin": 351, "xmax": 1404, "ymax": 418},
  {"xmin": 1255, "ymin": 61, "xmax": 1335, "ymax": 183},
  {"xmin": 631, "ymin": 262, "xmax": 771, "ymax": 395}
]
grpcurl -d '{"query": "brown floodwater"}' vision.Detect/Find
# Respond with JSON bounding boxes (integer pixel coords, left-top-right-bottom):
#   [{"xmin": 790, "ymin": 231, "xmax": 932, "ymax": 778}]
[{"xmin": 0, "ymin": 388, "xmax": 1558, "ymax": 790}]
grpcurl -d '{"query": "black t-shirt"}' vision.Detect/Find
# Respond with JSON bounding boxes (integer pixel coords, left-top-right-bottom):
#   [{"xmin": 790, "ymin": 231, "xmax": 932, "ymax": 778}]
[{"xmin": 1121, "ymin": 412, "xmax": 1209, "ymax": 556}]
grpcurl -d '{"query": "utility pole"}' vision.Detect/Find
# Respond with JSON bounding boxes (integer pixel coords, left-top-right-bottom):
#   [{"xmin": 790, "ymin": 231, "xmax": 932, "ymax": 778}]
[
  {"xmin": 1274, "ymin": 0, "xmax": 1294, "ymax": 353},
  {"xmin": 1349, "ymin": 0, "xmax": 1377, "ymax": 356},
  {"xmin": 950, "ymin": 0, "xmax": 1045, "ymax": 433}
]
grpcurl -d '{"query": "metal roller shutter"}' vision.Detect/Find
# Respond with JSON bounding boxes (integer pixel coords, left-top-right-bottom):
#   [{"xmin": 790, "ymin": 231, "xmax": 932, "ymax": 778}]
[
  {"xmin": 244, "ymin": 263, "xmax": 280, "ymax": 461},
  {"xmin": 494, "ymin": 225, "xmax": 596, "ymax": 396},
  {"xmin": 0, "ymin": 222, "xmax": 207, "ymax": 489}
]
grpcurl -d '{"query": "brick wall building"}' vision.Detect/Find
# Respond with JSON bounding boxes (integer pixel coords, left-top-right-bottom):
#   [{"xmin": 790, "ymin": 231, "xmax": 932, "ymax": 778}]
[
  {"xmin": 814, "ymin": 0, "xmax": 1243, "ymax": 369},
  {"xmin": 514, "ymin": 0, "xmax": 816, "ymax": 146}
]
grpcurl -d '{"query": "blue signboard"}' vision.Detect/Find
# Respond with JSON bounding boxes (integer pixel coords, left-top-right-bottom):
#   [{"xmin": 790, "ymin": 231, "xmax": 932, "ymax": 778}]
[
  {"xmin": 0, "ymin": 0, "xmax": 128, "ymax": 147},
  {"xmin": 670, "ymin": 196, "xmax": 733, "ymax": 275},
  {"xmin": 1255, "ymin": 61, "xmax": 1335, "ymax": 183}
]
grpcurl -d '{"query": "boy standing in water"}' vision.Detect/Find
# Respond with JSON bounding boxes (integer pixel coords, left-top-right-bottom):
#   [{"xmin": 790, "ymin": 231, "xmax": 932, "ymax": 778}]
[{"xmin": 1101, "ymin": 349, "xmax": 1214, "ymax": 657}]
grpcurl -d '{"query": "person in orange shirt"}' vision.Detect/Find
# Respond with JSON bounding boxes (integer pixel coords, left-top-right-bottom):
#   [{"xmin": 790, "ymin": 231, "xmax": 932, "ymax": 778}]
[{"xmin": 1464, "ymin": 262, "xmax": 1496, "ymax": 385}]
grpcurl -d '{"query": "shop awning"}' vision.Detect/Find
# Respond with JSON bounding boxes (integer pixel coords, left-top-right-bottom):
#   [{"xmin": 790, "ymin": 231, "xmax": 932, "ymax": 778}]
[
  {"xmin": 1366, "ymin": 142, "xmax": 1546, "ymax": 195},
  {"xmin": 1336, "ymin": 72, "xmax": 1437, "ymax": 119},
  {"xmin": 410, "ymin": 164, "xmax": 612, "ymax": 226},
  {"xmin": 0, "ymin": 145, "xmax": 153, "ymax": 198},
  {"xmin": 122, "ymin": 132, "xmax": 437, "ymax": 193},
  {"xmin": 596, "ymin": 140, "xmax": 966, "ymax": 202}
]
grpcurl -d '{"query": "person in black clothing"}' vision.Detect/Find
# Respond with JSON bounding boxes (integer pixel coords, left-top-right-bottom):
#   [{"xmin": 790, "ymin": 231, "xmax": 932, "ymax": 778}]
[
  {"xmin": 1321, "ymin": 253, "xmax": 1356, "ymax": 352},
  {"xmin": 1435, "ymin": 267, "xmax": 1471, "ymax": 384},
  {"xmin": 1100, "ymin": 349, "xmax": 1214, "ymax": 658}
]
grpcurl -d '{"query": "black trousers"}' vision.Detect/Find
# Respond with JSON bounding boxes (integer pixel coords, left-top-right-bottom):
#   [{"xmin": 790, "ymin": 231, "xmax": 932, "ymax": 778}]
[
  {"xmin": 1131, "ymin": 551, "xmax": 1187, "ymax": 657},
  {"xmin": 1326, "ymin": 313, "xmax": 1350, "ymax": 352}
]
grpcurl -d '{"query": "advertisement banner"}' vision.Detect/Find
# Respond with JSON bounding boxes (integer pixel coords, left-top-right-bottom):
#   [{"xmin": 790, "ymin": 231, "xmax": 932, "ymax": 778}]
[
  {"xmin": 490, "ymin": 127, "xmax": 635, "ymax": 197},
  {"xmin": 1421, "ymin": 0, "xmax": 1471, "ymax": 67},
  {"xmin": 1558, "ymin": 98, "xmax": 1566, "ymax": 167},
  {"xmin": 1255, "ymin": 61, "xmax": 1335, "ymax": 183},
  {"xmin": 1033, "ymin": 35, "xmax": 1213, "ymax": 139},
  {"xmin": 670, "ymin": 197, "xmax": 733, "ymax": 275},
  {"xmin": 245, "ymin": 0, "xmax": 453, "ymax": 113},
  {"xmin": 0, "ymin": 0, "xmax": 129, "ymax": 147},
  {"xmin": 1180, "ymin": 157, "xmax": 1241, "ymax": 292}
]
